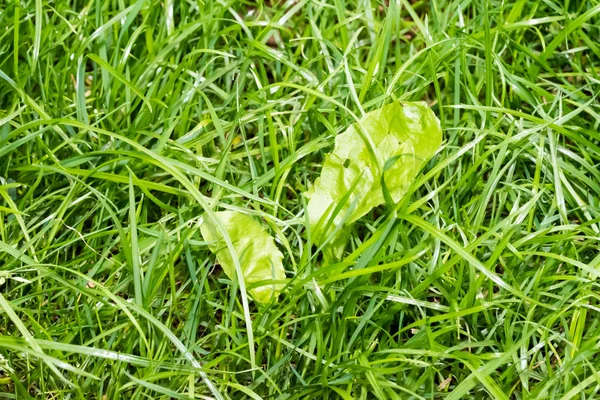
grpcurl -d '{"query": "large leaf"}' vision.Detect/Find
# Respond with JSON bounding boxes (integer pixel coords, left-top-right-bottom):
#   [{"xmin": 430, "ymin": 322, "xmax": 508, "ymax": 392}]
[
  {"xmin": 201, "ymin": 211, "xmax": 286, "ymax": 303},
  {"xmin": 304, "ymin": 101, "xmax": 442, "ymax": 248}
]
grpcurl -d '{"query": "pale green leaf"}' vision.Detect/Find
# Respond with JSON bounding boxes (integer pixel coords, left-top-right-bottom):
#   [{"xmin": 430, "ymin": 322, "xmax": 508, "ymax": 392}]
[
  {"xmin": 305, "ymin": 101, "xmax": 442, "ymax": 247},
  {"xmin": 201, "ymin": 211, "xmax": 286, "ymax": 303}
]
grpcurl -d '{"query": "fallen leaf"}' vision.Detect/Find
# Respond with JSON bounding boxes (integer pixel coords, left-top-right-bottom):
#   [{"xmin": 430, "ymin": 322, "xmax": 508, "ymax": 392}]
[
  {"xmin": 201, "ymin": 211, "xmax": 286, "ymax": 303},
  {"xmin": 304, "ymin": 101, "xmax": 442, "ymax": 254}
]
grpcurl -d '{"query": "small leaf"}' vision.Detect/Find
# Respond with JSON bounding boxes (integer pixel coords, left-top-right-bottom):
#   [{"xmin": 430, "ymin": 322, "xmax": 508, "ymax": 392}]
[
  {"xmin": 201, "ymin": 211, "xmax": 286, "ymax": 303},
  {"xmin": 304, "ymin": 101, "xmax": 442, "ymax": 249}
]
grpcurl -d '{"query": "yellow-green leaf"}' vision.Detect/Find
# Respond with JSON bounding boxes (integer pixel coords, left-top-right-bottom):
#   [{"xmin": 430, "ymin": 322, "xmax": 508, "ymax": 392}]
[
  {"xmin": 304, "ymin": 101, "xmax": 442, "ymax": 248},
  {"xmin": 201, "ymin": 211, "xmax": 286, "ymax": 303}
]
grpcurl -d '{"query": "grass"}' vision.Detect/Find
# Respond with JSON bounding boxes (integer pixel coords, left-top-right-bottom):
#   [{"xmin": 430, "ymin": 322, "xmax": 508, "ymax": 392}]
[{"xmin": 0, "ymin": 0, "xmax": 600, "ymax": 398}]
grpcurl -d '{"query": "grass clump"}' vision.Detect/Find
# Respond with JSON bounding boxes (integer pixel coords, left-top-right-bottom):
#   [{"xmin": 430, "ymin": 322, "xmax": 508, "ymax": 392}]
[{"xmin": 1, "ymin": 0, "xmax": 600, "ymax": 398}]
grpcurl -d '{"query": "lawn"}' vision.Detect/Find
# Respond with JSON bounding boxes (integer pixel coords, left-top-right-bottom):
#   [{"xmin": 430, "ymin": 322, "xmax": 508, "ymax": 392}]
[{"xmin": 1, "ymin": 0, "xmax": 600, "ymax": 398}]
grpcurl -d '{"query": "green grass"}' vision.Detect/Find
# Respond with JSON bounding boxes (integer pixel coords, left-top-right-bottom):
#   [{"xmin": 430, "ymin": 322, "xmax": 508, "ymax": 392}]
[{"xmin": 1, "ymin": 0, "xmax": 600, "ymax": 398}]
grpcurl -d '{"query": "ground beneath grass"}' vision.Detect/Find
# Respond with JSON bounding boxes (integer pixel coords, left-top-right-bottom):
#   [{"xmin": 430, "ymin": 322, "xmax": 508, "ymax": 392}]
[{"xmin": 1, "ymin": 0, "xmax": 600, "ymax": 398}]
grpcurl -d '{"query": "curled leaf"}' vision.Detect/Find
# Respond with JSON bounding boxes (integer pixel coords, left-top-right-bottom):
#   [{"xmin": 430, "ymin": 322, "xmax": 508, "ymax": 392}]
[
  {"xmin": 201, "ymin": 211, "xmax": 286, "ymax": 303},
  {"xmin": 304, "ymin": 101, "xmax": 442, "ymax": 249}
]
